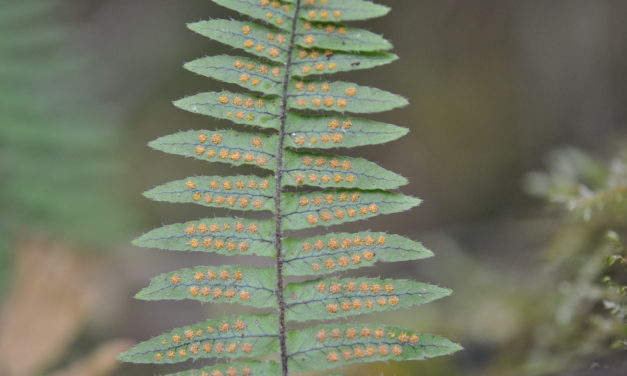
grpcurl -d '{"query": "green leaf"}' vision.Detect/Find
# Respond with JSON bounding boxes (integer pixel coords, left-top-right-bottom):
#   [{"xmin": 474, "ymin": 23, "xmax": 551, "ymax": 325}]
[
  {"xmin": 133, "ymin": 218, "xmax": 275, "ymax": 257},
  {"xmin": 188, "ymin": 19, "xmax": 289, "ymax": 63},
  {"xmin": 148, "ymin": 130, "xmax": 278, "ymax": 170},
  {"xmin": 144, "ymin": 176, "xmax": 275, "ymax": 212},
  {"xmin": 281, "ymin": 190, "xmax": 421, "ymax": 231},
  {"xmin": 184, "ymin": 55, "xmax": 284, "ymax": 96},
  {"xmin": 287, "ymin": 323, "xmax": 462, "ymax": 373},
  {"xmin": 164, "ymin": 361, "xmax": 281, "ymax": 376},
  {"xmin": 283, "ymin": 232, "xmax": 433, "ymax": 276},
  {"xmin": 295, "ymin": 21, "xmax": 392, "ymax": 52},
  {"xmin": 285, "ymin": 277, "xmax": 451, "ymax": 322},
  {"xmin": 291, "ymin": 49, "xmax": 397, "ymax": 77},
  {"xmin": 118, "ymin": 314, "xmax": 279, "ymax": 364},
  {"xmin": 287, "ymin": 79, "xmax": 408, "ymax": 113},
  {"xmin": 282, "ymin": 151, "xmax": 409, "ymax": 190},
  {"xmin": 284, "ymin": 113, "xmax": 408, "ymax": 149},
  {"xmin": 299, "ymin": 0, "xmax": 390, "ymax": 22},
  {"xmin": 174, "ymin": 92, "xmax": 281, "ymax": 129},
  {"xmin": 136, "ymin": 266, "xmax": 276, "ymax": 308},
  {"xmin": 212, "ymin": 0, "xmax": 294, "ymax": 30}
]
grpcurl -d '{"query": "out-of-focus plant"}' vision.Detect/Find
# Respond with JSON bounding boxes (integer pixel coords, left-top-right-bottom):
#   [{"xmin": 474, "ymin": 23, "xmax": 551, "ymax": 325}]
[
  {"xmin": 0, "ymin": 1, "xmax": 133, "ymax": 375},
  {"xmin": 603, "ymin": 231, "xmax": 627, "ymax": 349},
  {"xmin": 0, "ymin": 0, "xmax": 130, "ymax": 289},
  {"xmin": 527, "ymin": 148, "xmax": 627, "ymax": 220},
  {"xmin": 522, "ymin": 146, "xmax": 627, "ymax": 374}
]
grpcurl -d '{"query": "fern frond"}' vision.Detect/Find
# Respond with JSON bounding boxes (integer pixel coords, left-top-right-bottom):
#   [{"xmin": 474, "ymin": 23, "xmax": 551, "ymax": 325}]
[
  {"xmin": 282, "ymin": 151, "xmax": 408, "ymax": 189},
  {"xmin": 135, "ymin": 266, "xmax": 276, "ymax": 307},
  {"xmin": 284, "ymin": 114, "xmax": 408, "ymax": 149},
  {"xmin": 173, "ymin": 96, "xmax": 281, "ymax": 129},
  {"xmin": 288, "ymin": 323, "xmax": 461, "ymax": 373},
  {"xmin": 122, "ymin": 0, "xmax": 461, "ymax": 374},
  {"xmin": 145, "ymin": 176, "xmax": 276, "ymax": 212},
  {"xmin": 133, "ymin": 218, "xmax": 275, "ymax": 256},
  {"xmin": 284, "ymin": 278, "xmax": 451, "ymax": 321},
  {"xmin": 119, "ymin": 314, "xmax": 279, "ymax": 363},
  {"xmin": 282, "ymin": 190, "xmax": 420, "ymax": 230},
  {"xmin": 283, "ymin": 232, "xmax": 434, "ymax": 276}
]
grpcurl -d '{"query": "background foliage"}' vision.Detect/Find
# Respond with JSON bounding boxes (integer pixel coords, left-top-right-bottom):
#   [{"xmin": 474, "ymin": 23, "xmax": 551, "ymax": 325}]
[
  {"xmin": 0, "ymin": 1, "xmax": 134, "ymax": 375},
  {"xmin": 0, "ymin": 0, "xmax": 626, "ymax": 375},
  {"xmin": 0, "ymin": 0, "xmax": 131, "ymax": 288}
]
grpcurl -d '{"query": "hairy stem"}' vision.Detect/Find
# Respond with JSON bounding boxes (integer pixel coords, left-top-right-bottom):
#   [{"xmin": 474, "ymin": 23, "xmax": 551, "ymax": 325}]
[{"xmin": 273, "ymin": 1, "xmax": 301, "ymax": 375}]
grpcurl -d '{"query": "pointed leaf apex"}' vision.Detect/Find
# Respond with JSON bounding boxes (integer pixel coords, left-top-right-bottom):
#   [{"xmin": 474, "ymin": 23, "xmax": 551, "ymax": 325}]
[
  {"xmin": 142, "ymin": 186, "xmax": 158, "ymax": 200},
  {"xmin": 131, "ymin": 234, "xmax": 146, "ymax": 248},
  {"xmin": 134, "ymin": 289, "xmax": 149, "ymax": 300},
  {"xmin": 186, "ymin": 20, "xmax": 202, "ymax": 31},
  {"xmin": 117, "ymin": 347, "xmax": 135, "ymax": 363},
  {"xmin": 435, "ymin": 285, "xmax": 453, "ymax": 299},
  {"xmin": 408, "ymin": 195, "xmax": 422, "ymax": 208},
  {"xmin": 171, "ymin": 98, "xmax": 185, "ymax": 110},
  {"xmin": 147, "ymin": 136, "xmax": 163, "ymax": 151}
]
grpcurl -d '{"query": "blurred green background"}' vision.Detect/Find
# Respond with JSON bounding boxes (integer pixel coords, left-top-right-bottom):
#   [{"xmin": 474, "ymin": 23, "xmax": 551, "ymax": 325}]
[{"xmin": 0, "ymin": 0, "xmax": 625, "ymax": 375}]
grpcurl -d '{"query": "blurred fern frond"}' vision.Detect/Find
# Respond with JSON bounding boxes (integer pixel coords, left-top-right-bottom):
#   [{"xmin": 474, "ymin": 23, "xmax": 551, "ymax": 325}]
[{"xmin": 0, "ymin": 0, "xmax": 132, "ymax": 290}]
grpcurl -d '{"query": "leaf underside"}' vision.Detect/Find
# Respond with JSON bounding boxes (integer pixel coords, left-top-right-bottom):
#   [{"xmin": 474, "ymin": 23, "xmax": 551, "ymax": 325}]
[
  {"xmin": 125, "ymin": 0, "xmax": 460, "ymax": 373},
  {"xmin": 287, "ymin": 323, "xmax": 463, "ymax": 373},
  {"xmin": 285, "ymin": 277, "xmax": 451, "ymax": 322},
  {"xmin": 119, "ymin": 314, "xmax": 279, "ymax": 364}
]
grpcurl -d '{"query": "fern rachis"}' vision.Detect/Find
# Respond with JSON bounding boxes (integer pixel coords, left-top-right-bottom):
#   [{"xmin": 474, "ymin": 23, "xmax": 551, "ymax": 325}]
[{"xmin": 120, "ymin": 1, "xmax": 461, "ymax": 374}]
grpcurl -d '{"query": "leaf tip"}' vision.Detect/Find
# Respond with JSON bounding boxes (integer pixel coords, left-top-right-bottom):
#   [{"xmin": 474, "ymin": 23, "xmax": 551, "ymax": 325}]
[
  {"xmin": 398, "ymin": 175, "xmax": 410, "ymax": 187},
  {"xmin": 186, "ymin": 20, "xmax": 203, "ymax": 32},
  {"xmin": 404, "ymin": 195, "xmax": 422, "ymax": 209},
  {"xmin": 422, "ymin": 247, "xmax": 435, "ymax": 259},
  {"xmin": 142, "ymin": 187, "xmax": 160, "ymax": 201},
  {"xmin": 171, "ymin": 97, "xmax": 186, "ymax": 110},
  {"xmin": 116, "ymin": 347, "xmax": 134, "ymax": 363},
  {"xmin": 182, "ymin": 60, "xmax": 194, "ymax": 71},
  {"xmin": 147, "ymin": 136, "xmax": 166, "ymax": 152},
  {"xmin": 381, "ymin": 38, "xmax": 394, "ymax": 50},
  {"xmin": 134, "ymin": 288, "xmax": 151, "ymax": 300},
  {"xmin": 437, "ymin": 286, "xmax": 454, "ymax": 299},
  {"xmin": 131, "ymin": 233, "xmax": 151, "ymax": 248}
]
